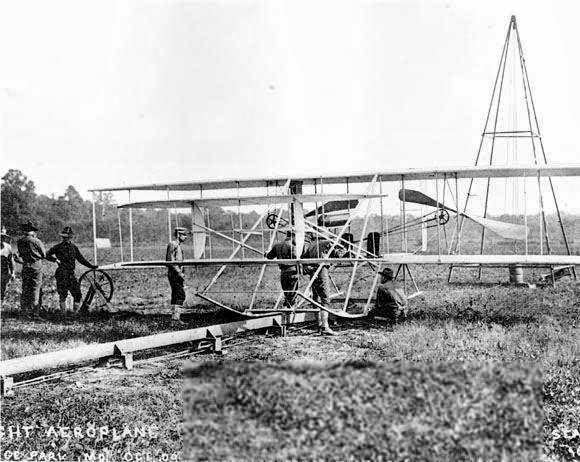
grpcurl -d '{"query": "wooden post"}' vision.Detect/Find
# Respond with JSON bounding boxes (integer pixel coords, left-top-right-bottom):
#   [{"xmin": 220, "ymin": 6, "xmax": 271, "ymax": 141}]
[
  {"xmin": 435, "ymin": 174, "xmax": 441, "ymax": 257},
  {"xmin": 441, "ymin": 174, "xmax": 448, "ymax": 251},
  {"xmin": 401, "ymin": 176, "xmax": 406, "ymax": 253},
  {"xmin": 523, "ymin": 172, "xmax": 528, "ymax": 255},
  {"xmin": 230, "ymin": 214, "xmax": 235, "ymax": 255},
  {"xmin": 117, "ymin": 208, "xmax": 124, "ymax": 262},
  {"xmin": 91, "ymin": 194, "xmax": 98, "ymax": 264},
  {"xmin": 379, "ymin": 176, "xmax": 386, "ymax": 255},
  {"xmin": 206, "ymin": 209, "xmax": 213, "ymax": 259},
  {"xmin": 314, "ymin": 181, "xmax": 320, "ymax": 257},
  {"xmin": 455, "ymin": 174, "xmax": 459, "ymax": 250},
  {"xmin": 112, "ymin": 345, "xmax": 133, "ymax": 370},
  {"xmin": 346, "ymin": 177, "xmax": 351, "ymax": 238},
  {"xmin": 1, "ymin": 376, "xmax": 14, "ymax": 397},
  {"xmin": 237, "ymin": 182, "xmax": 244, "ymax": 259},
  {"xmin": 166, "ymin": 188, "xmax": 172, "ymax": 241},
  {"xmin": 128, "ymin": 190, "xmax": 134, "ymax": 262}
]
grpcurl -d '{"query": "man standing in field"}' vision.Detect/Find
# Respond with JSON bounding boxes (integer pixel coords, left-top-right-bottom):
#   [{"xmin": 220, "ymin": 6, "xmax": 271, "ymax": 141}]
[
  {"xmin": 266, "ymin": 230, "xmax": 299, "ymax": 308},
  {"xmin": 46, "ymin": 226, "xmax": 98, "ymax": 312},
  {"xmin": 166, "ymin": 227, "xmax": 188, "ymax": 324},
  {"xmin": 302, "ymin": 232, "xmax": 342, "ymax": 336},
  {"xmin": 1, "ymin": 227, "xmax": 19, "ymax": 302},
  {"xmin": 16, "ymin": 221, "xmax": 46, "ymax": 314},
  {"xmin": 371, "ymin": 267, "xmax": 407, "ymax": 325}
]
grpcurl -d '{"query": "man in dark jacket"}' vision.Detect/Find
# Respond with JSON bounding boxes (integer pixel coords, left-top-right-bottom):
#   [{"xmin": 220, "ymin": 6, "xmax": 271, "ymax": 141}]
[
  {"xmin": 266, "ymin": 230, "xmax": 299, "ymax": 308},
  {"xmin": 166, "ymin": 227, "xmax": 188, "ymax": 324},
  {"xmin": 302, "ymin": 232, "xmax": 342, "ymax": 335},
  {"xmin": 46, "ymin": 226, "xmax": 97, "ymax": 312},
  {"xmin": 371, "ymin": 267, "xmax": 407, "ymax": 324},
  {"xmin": 16, "ymin": 221, "xmax": 46, "ymax": 313}
]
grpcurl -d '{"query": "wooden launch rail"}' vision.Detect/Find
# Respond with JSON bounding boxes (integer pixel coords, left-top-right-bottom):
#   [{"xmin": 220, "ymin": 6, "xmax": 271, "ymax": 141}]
[{"xmin": 0, "ymin": 313, "xmax": 316, "ymax": 396}]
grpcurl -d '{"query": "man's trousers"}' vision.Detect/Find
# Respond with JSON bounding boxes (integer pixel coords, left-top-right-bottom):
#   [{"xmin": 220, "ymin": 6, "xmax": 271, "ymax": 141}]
[{"xmin": 20, "ymin": 266, "xmax": 42, "ymax": 311}]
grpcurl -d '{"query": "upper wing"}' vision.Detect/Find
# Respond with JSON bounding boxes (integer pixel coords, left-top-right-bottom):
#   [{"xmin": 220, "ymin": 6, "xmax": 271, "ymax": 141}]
[{"xmin": 92, "ymin": 164, "xmax": 580, "ymax": 193}]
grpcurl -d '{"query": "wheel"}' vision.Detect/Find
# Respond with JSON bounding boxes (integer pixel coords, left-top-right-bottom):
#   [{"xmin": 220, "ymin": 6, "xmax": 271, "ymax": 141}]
[
  {"xmin": 438, "ymin": 209, "xmax": 450, "ymax": 226},
  {"xmin": 266, "ymin": 212, "xmax": 281, "ymax": 229},
  {"xmin": 79, "ymin": 269, "xmax": 114, "ymax": 311}
]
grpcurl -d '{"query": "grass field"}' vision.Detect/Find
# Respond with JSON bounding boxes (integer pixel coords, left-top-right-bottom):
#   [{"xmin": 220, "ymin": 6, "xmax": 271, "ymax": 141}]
[{"xmin": 0, "ymin": 242, "xmax": 579, "ymax": 461}]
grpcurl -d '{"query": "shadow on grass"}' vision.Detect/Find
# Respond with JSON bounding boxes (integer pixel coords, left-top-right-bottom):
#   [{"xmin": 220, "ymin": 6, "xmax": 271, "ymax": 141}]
[
  {"xmin": 0, "ymin": 325, "xmax": 165, "ymax": 347},
  {"xmin": 407, "ymin": 308, "xmax": 539, "ymax": 327},
  {"xmin": 340, "ymin": 306, "xmax": 543, "ymax": 329},
  {"xmin": 408, "ymin": 282, "xmax": 579, "ymax": 327},
  {"xmin": 1, "ymin": 305, "xmax": 245, "ymax": 355},
  {"xmin": 1, "ymin": 304, "xmax": 243, "ymax": 326}
]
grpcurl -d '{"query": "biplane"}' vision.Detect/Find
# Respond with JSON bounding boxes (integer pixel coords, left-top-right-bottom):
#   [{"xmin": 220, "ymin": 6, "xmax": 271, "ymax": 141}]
[
  {"xmin": 80, "ymin": 15, "xmax": 579, "ymax": 319},
  {"xmin": 80, "ymin": 164, "xmax": 580, "ymax": 319}
]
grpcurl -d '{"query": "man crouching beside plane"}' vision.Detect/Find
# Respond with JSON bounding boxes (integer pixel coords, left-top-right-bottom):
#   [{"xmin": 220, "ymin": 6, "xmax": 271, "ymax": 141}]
[
  {"xmin": 166, "ymin": 227, "xmax": 189, "ymax": 325},
  {"xmin": 370, "ymin": 267, "xmax": 407, "ymax": 326},
  {"xmin": 302, "ymin": 232, "xmax": 343, "ymax": 336},
  {"xmin": 265, "ymin": 230, "xmax": 299, "ymax": 308}
]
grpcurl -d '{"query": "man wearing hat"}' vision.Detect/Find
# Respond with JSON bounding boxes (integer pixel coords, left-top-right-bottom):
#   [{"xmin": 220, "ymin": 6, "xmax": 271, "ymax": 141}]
[
  {"xmin": 372, "ymin": 267, "xmax": 407, "ymax": 325},
  {"xmin": 16, "ymin": 221, "xmax": 46, "ymax": 313},
  {"xmin": 1, "ymin": 227, "xmax": 19, "ymax": 301},
  {"xmin": 166, "ymin": 227, "xmax": 189, "ymax": 324},
  {"xmin": 46, "ymin": 226, "xmax": 98, "ymax": 312},
  {"xmin": 302, "ymin": 233, "xmax": 343, "ymax": 336},
  {"xmin": 266, "ymin": 229, "xmax": 300, "ymax": 308}
]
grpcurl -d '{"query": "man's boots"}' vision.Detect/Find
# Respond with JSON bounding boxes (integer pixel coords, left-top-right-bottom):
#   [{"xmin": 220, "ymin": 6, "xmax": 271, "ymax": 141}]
[
  {"xmin": 319, "ymin": 310, "xmax": 336, "ymax": 336},
  {"xmin": 59, "ymin": 300, "xmax": 68, "ymax": 312},
  {"xmin": 171, "ymin": 305, "xmax": 186, "ymax": 326},
  {"xmin": 73, "ymin": 302, "xmax": 81, "ymax": 313}
]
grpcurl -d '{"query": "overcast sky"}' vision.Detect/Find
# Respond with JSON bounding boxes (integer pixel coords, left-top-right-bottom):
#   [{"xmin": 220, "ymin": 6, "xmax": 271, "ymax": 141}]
[{"xmin": 1, "ymin": 0, "xmax": 579, "ymax": 213}]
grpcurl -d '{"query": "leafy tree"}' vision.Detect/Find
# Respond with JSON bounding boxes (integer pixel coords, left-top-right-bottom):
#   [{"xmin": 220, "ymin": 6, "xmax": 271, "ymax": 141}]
[
  {"xmin": 1, "ymin": 169, "xmax": 37, "ymax": 233},
  {"xmin": 35, "ymin": 194, "xmax": 65, "ymax": 241},
  {"xmin": 61, "ymin": 185, "xmax": 84, "ymax": 206},
  {"xmin": 57, "ymin": 185, "xmax": 91, "ymax": 226}
]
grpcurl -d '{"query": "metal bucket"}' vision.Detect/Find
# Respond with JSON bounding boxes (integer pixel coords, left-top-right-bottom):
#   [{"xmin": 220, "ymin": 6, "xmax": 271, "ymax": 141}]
[{"xmin": 508, "ymin": 264, "xmax": 524, "ymax": 284}]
